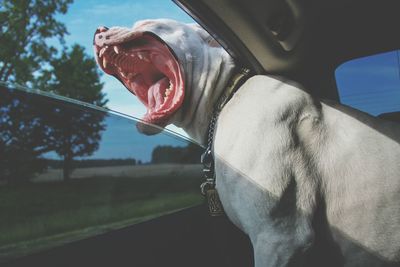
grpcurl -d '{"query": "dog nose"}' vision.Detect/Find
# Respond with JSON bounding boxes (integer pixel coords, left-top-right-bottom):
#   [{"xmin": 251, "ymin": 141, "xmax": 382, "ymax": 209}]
[{"xmin": 93, "ymin": 26, "xmax": 109, "ymax": 46}]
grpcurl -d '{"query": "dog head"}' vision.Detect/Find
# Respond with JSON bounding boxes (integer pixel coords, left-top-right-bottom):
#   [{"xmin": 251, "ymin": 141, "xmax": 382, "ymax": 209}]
[{"xmin": 93, "ymin": 19, "xmax": 236, "ymax": 143}]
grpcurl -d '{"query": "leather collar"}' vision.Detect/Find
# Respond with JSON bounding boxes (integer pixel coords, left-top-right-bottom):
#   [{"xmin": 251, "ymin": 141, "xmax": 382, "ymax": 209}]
[{"xmin": 200, "ymin": 67, "xmax": 251, "ymax": 216}]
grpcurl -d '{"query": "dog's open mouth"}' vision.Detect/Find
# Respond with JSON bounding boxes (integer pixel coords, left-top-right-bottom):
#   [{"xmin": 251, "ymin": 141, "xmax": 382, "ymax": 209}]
[{"xmin": 94, "ymin": 32, "xmax": 184, "ymax": 126}]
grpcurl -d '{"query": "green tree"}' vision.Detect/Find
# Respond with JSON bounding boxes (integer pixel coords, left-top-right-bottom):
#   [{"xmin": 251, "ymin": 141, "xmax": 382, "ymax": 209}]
[
  {"xmin": 0, "ymin": 87, "xmax": 53, "ymax": 183},
  {"xmin": 38, "ymin": 45, "xmax": 108, "ymax": 181},
  {"xmin": 0, "ymin": 0, "xmax": 73, "ymax": 84},
  {"xmin": 37, "ymin": 45, "xmax": 108, "ymax": 106}
]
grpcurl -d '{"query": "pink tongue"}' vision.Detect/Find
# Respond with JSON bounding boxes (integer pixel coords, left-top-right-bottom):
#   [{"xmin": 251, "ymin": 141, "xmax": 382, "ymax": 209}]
[{"xmin": 147, "ymin": 77, "xmax": 169, "ymax": 111}]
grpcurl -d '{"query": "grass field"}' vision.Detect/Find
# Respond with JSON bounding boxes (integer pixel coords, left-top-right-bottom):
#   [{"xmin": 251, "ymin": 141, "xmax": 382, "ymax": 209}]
[{"xmin": 0, "ymin": 169, "xmax": 203, "ymax": 261}]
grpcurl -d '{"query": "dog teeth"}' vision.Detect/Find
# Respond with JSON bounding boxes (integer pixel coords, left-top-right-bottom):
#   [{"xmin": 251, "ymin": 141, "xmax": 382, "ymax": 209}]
[
  {"xmin": 99, "ymin": 46, "xmax": 107, "ymax": 57},
  {"xmin": 120, "ymin": 71, "xmax": 127, "ymax": 79},
  {"xmin": 164, "ymin": 82, "xmax": 173, "ymax": 97},
  {"xmin": 113, "ymin": 46, "xmax": 119, "ymax": 54},
  {"xmin": 138, "ymin": 52, "xmax": 150, "ymax": 62},
  {"xmin": 102, "ymin": 57, "xmax": 108, "ymax": 68}
]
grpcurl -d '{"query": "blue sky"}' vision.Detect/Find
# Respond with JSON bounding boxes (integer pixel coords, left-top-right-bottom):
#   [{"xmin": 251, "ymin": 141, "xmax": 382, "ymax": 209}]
[
  {"xmin": 56, "ymin": 0, "xmax": 194, "ymax": 135},
  {"xmin": 335, "ymin": 51, "xmax": 400, "ymax": 115},
  {"xmin": 46, "ymin": 113, "xmax": 189, "ymax": 162},
  {"xmin": 89, "ymin": 114, "xmax": 189, "ymax": 162}
]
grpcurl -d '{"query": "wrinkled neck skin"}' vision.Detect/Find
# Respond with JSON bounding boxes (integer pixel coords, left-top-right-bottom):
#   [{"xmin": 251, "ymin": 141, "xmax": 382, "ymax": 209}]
[{"xmin": 172, "ymin": 47, "xmax": 236, "ymax": 145}]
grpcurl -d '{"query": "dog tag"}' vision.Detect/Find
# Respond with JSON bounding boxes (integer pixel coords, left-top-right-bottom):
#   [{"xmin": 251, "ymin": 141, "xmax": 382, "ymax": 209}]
[{"xmin": 206, "ymin": 188, "xmax": 224, "ymax": 216}]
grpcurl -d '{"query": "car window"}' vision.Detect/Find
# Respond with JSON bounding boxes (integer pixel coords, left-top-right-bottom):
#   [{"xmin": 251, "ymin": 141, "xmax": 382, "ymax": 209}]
[
  {"xmin": 0, "ymin": 0, "xmax": 195, "ymax": 137},
  {"xmin": 0, "ymin": 84, "xmax": 203, "ymax": 263},
  {"xmin": 335, "ymin": 50, "xmax": 400, "ymax": 116},
  {"xmin": 0, "ymin": 1, "xmax": 212, "ymax": 263}
]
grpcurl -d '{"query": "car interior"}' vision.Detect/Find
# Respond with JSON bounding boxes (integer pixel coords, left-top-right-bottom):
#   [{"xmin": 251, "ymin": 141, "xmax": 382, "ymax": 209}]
[
  {"xmin": 176, "ymin": 0, "xmax": 400, "ymax": 101},
  {"xmin": 3, "ymin": 0, "xmax": 400, "ymax": 266}
]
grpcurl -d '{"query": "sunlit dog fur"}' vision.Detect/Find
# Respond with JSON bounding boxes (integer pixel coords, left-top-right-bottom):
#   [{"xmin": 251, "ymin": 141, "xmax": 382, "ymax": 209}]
[{"xmin": 96, "ymin": 19, "xmax": 400, "ymax": 267}]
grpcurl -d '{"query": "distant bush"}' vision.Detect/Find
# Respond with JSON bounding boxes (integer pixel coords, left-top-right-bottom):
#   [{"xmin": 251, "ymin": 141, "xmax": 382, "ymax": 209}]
[
  {"xmin": 151, "ymin": 143, "xmax": 203, "ymax": 164},
  {"xmin": 46, "ymin": 158, "xmax": 137, "ymax": 169}
]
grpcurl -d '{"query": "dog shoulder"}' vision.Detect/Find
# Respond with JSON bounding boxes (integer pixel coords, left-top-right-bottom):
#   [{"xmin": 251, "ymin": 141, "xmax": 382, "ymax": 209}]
[{"xmin": 233, "ymin": 75, "xmax": 322, "ymax": 127}]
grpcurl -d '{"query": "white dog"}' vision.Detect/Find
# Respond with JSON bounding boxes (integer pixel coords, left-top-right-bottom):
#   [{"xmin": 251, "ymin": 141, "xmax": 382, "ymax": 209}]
[{"xmin": 94, "ymin": 19, "xmax": 400, "ymax": 266}]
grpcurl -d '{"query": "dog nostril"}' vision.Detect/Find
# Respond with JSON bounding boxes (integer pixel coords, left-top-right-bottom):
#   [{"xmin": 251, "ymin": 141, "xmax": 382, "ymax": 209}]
[
  {"xmin": 93, "ymin": 26, "xmax": 109, "ymax": 45},
  {"xmin": 98, "ymin": 26, "xmax": 109, "ymax": 32}
]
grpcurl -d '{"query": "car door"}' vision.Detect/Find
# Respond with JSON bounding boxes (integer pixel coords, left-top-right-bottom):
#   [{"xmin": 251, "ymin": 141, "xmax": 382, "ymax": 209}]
[{"xmin": 0, "ymin": 83, "xmax": 253, "ymax": 267}]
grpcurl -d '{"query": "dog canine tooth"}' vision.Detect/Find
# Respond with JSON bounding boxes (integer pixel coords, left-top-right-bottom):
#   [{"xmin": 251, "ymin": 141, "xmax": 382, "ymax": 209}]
[
  {"xmin": 143, "ymin": 55, "xmax": 150, "ymax": 62},
  {"xmin": 113, "ymin": 46, "xmax": 119, "ymax": 54},
  {"xmin": 102, "ymin": 57, "xmax": 108, "ymax": 68},
  {"xmin": 99, "ymin": 46, "xmax": 107, "ymax": 57},
  {"xmin": 138, "ymin": 52, "xmax": 150, "ymax": 62},
  {"xmin": 120, "ymin": 71, "xmax": 127, "ymax": 79}
]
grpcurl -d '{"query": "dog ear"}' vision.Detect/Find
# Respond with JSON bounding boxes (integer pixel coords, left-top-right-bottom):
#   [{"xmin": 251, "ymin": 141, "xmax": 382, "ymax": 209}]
[{"xmin": 187, "ymin": 23, "xmax": 220, "ymax": 47}]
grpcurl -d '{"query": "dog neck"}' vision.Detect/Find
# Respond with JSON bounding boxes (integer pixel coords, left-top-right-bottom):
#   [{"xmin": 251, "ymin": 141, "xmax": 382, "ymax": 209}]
[{"xmin": 172, "ymin": 48, "xmax": 237, "ymax": 145}]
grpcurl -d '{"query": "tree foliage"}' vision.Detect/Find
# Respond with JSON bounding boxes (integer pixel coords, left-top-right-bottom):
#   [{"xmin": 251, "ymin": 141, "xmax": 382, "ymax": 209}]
[
  {"xmin": 45, "ymin": 105, "xmax": 106, "ymax": 181},
  {"xmin": 0, "ymin": 1, "xmax": 109, "ymax": 183},
  {"xmin": 36, "ymin": 45, "xmax": 108, "ymax": 107},
  {"xmin": 0, "ymin": 0, "xmax": 73, "ymax": 84},
  {"xmin": 0, "ymin": 87, "xmax": 54, "ymax": 183},
  {"xmin": 37, "ymin": 45, "xmax": 108, "ymax": 181},
  {"xmin": 0, "ymin": 78, "xmax": 107, "ymax": 183}
]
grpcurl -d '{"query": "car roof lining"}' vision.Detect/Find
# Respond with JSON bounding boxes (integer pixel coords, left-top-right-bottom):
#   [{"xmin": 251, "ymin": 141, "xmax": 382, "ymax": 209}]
[{"xmin": 174, "ymin": 0, "xmax": 400, "ymax": 100}]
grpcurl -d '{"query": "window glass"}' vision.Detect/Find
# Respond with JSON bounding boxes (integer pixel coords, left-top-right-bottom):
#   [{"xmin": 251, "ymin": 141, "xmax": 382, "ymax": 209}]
[
  {"xmin": 0, "ymin": 0, "xmax": 210, "ymax": 263},
  {"xmin": 335, "ymin": 50, "xmax": 400, "ymax": 115},
  {"xmin": 0, "ymin": 0, "xmax": 195, "ymax": 137},
  {"xmin": 0, "ymin": 84, "xmax": 203, "ymax": 262}
]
